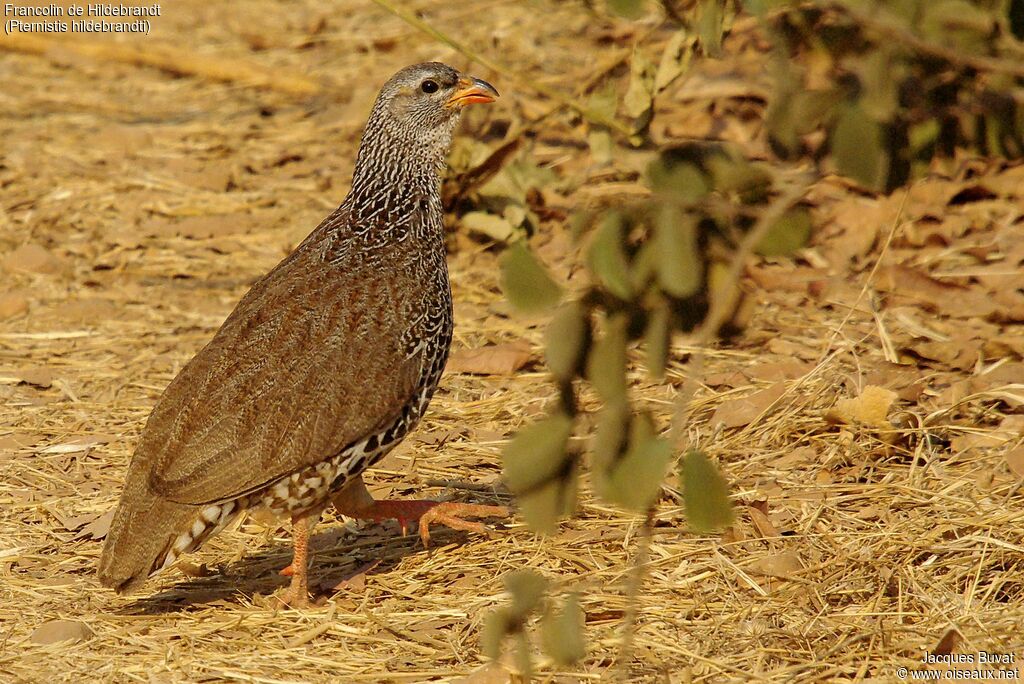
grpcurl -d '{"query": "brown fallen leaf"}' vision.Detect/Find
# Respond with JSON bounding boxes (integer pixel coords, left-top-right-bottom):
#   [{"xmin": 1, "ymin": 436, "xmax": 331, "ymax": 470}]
[
  {"xmin": 931, "ymin": 627, "xmax": 962, "ymax": 657},
  {"xmin": 456, "ymin": 663, "xmax": 513, "ymax": 684},
  {"xmin": 748, "ymin": 506, "xmax": 780, "ymax": 538},
  {"xmin": 745, "ymin": 360, "xmax": 812, "ymax": 382},
  {"xmin": 710, "ymin": 382, "xmax": 787, "ymax": 429},
  {"xmin": 2, "ymin": 243, "xmax": 63, "ymax": 275},
  {"xmin": 825, "ymin": 385, "xmax": 897, "ymax": 428},
  {"xmin": 12, "ymin": 368, "xmax": 53, "ymax": 389},
  {"xmin": 30, "ymin": 619, "xmax": 95, "ymax": 645},
  {"xmin": 328, "ymin": 560, "xmax": 381, "ymax": 594},
  {"xmin": 447, "ymin": 342, "xmax": 532, "ymax": 375},
  {"xmin": 702, "ymin": 370, "xmax": 747, "ymax": 388},
  {"xmin": 75, "ymin": 509, "xmax": 115, "ymax": 541},
  {"xmin": 951, "ymin": 432, "xmax": 1012, "ymax": 452},
  {"xmin": 751, "ymin": 551, "xmax": 803, "ymax": 578},
  {"xmin": 1006, "ymin": 447, "xmax": 1024, "ymax": 479},
  {"xmin": 774, "ymin": 445, "xmax": 817, "ymax": 468},
  {"xmin": 876, "ymin": 265, "xmax": 998, "ymax": 319},
  {"xmin": 0, "ymin": 291, "xmax": 29, "ymax": 319}
]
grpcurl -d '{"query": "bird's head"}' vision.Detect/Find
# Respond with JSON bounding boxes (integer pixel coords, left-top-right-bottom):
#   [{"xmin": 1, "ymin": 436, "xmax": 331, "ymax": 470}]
[{"xmin": 359, "ymin": 62, "xmax": 499, "ymax": 171}]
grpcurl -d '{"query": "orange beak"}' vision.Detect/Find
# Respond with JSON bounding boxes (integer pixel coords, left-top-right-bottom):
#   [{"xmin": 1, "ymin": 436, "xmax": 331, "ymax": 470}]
[{"xmin": 446, "ymin": 76, "xmax": 499, "ymax": 108}]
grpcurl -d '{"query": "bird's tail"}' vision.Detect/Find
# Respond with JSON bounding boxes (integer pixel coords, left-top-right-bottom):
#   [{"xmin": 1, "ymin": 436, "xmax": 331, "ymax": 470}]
[
  {"xmin": 98, "ymin": 480, "xmax": 248, "ymax": 594},
  {"xmin": 97, "ymin": 480, "xmax": 196, "ymax": 594}
]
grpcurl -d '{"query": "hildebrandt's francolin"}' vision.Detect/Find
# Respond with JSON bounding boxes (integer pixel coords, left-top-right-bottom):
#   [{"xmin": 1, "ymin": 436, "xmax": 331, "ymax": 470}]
[{"xmin": 98, "ymin": 62, "xmax": 507, "ymax": 607}]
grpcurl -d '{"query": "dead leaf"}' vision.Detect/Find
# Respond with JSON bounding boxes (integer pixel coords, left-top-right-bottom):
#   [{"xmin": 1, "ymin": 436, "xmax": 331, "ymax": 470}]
[
  {"xmin": 710, "ymin": 382, "xmax": 786, "ymax": 429},
  {"xmin": 447, "ymin": 342, "xmax": 532, "ymax": 375},
  {"xmin": 30, "ymin": 619, "xmax": 95, "ymax": 644},
  {"xmin": 931, "ymin": 627, "xmax": 962, "ymax": 656},
  {"xmin": 456, "ymin": 663, "xmax": 513, "ymax": 684},
  {"xmin": 876, "ymin": 265, "xmax": 998, "ymax": 319},
  {"xmin": 745, "ymin": 360, "xmax": 811, "ymax": 382},
  {"xmin": 825, "ymin": 385, "xmax": 897, "ymax": 428},
  {"xmin": 75, "ymin": 509, "xmax": 115, "ymax": 541},
  {"xmin": 2, "ymin": 243, "xmax": 63, "ymax": 275},
  {"xmin": 328, "ymin": 560, "xmax": 381, "ymax": 594},
  {"xmin": 748, "ymin": 506, "xmax": 780, "ymax": 538},
  {"xmin": 7, "ymin": 368, "xmax": 54, "ymax": 389},
  {"xmin": 702, "ymin": 370, "xmax": 747, "ymax": 388},
  {"xmin": 774, "ymin": 445, "xmax": 817, "ymax": 468},
  {"xmin": 951, "ymin": 433, "xmax": 1012, "ymax": 452},
  {"xmin": 1006, "ymin": 447, "xmax": 1024, "ymax": 478},
  {"xmin": 55, "ymin": 299, "xmax": 118, "ymax": 323},
  {"xmin": 751, "ymin": 551, "xmax": 803, "ymax": 578},
  {"xmin": 176, "ymin": 561, "xmax": 216, "ymax": 578},
  {"xmin": 0, "ymin": 291, "xmax": 29, "ymax": 319}
]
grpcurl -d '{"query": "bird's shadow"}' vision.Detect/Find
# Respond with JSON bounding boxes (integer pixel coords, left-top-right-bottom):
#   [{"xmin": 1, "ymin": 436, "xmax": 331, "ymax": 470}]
[{"xmin": 117, "ymin": 495, "xmax": 509, "ymax": 615}]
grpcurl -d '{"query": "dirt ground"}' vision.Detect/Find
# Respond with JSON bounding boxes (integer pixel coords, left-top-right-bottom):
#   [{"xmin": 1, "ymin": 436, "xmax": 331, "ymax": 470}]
[{"xmin": 2, "ymin": 1, "xmax": 1023, "ymax": 682}]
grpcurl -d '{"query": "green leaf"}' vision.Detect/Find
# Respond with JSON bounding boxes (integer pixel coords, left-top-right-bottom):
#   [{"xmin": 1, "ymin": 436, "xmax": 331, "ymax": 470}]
[
  {"xmin": 623, "ymin": 50, "xmax": 657, "ymax": 133},
  {"xmin": 588, "ymin": 213, "xmax": 634, "ymax": 300},
  {"xmin": 585, "ymin": 313, "xmax": 629, "ymax": 404},
  {"xmin": 681, "ymin": 450, "xmax": 734, "ymax": 532},
  {"xmin": 598, "ymin": 428, "xmax": 671, "ymax": 511},
  {"xmin": 706, "ymin": 156, "xmax": 772, "ymax": 203},
  {"xmin": 831, "ymin": 103, "xmax": 889, "ymax": 191},
  {"xmin": 756, "ymin": 207, "xmax": 812, "ymax": 256},
  {"xmin": 481, "ymin": 607, "xmax": 514, "ymax": 659},
  {"xmin": 921, "ymin": 0, "xmax": 994, "ymax": 52},
  {"xmin": 588, "ymin": 128, "xmax": 614, "ymax": 166},
  {"xmin": 540, "ymin": 594, "xmax": 586, "ymax": 666},
  {"xmin": 592, "ymin": 400, "xmax": 629, "ymax": 471},
  {"xmin": 909, "ymin": 119, "xmax": 941, "ymax": 155},
  {"xmin": 857, "ymin": 49, "xmax": 899, "ymax": 121},
  {"xmin": 518, "ymin": 470, "xmax": 578, "ymax": 534},
  {"xmin": 545, "ymin": 302, "xmax": 589, "ymax": 382},
  {"xmin": 500, "ymin": 242, "xmax": 563, "ymax": 313},
  {"xmin": 655, "ymin": 205, "xmax": 702, "ymax": 298},
  {"xmin": 505, "ymin": 569, "xmax": 549, "ymax": 614},
  {"xmin": 607, "ymin": 0, "xmax": 646, "ymax": 19},
  {"xmin": 655, "ymin": 30, "xmax": 695, "ymax": 92},
  {"xmin": 697, "ymin": 0, "xmax": 725, "ymax": 57},
  {"xmin": 461, "ymin": 210, "xmax": 521, "ymax": 244},
  {"xmin": 601, "ymin": 416, "xmax": 672, "ymax": 512},
  {"xmin": 502, "ymin": 413, "xmax": 574, "ymax": 494},
  {"xmin": 644, "ymin": 301, "xmax": 671, "ymax": 379},
  {"xmin": 514, "ymin": 631, "xmax": 534, "ymax": 680},
  {"xmin": 647, "ymin": 159, "xmax": 709, "ymax": 203}
]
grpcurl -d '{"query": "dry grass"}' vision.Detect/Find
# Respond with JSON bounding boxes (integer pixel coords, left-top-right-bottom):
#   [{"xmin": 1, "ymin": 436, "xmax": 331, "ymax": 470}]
[{"xmin": 2, "ymin": 1, "xmax": 1023, "ymax": 682}]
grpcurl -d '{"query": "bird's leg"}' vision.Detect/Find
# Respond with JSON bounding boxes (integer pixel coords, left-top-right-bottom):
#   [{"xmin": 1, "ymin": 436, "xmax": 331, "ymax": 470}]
[
  {"xmin": 330, "ymin": 476, "xmax": 509, "ymax": 547},
  {"xmin": 277, "ymin": 505, "xmax": 324, "ymax": 608}
]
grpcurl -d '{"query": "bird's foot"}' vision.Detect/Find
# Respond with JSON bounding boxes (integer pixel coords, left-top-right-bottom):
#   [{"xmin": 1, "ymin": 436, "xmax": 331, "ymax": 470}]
[
  {"xmin": 345, "ymin": 498, "xmax": 509, "ymax": 547},
  {"xmin": 416, "ymin": 501, "xmax": 511, "ymax": 547}
]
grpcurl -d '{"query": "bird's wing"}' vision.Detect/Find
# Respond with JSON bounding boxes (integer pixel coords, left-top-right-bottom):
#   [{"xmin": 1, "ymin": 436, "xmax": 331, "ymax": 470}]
[{"xmin": 136, "ymin": 231, "xmax": 426, "ymax": 506}]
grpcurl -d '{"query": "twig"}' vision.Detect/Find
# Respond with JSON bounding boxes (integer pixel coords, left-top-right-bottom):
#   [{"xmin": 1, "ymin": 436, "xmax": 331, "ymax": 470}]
[
  {"xmin": 670, "ymin": 177, "xmax": 812, "ymax": 447},
  {"xmin": 614, "ymin": 509, "xmax": 654, "ymax": 681},
  {"xmin": 369, "ymin": 0, "xmax": 635, "ymax": 136},
  {"xmin": 696, "ymin": 179, "xmax": 812, "ymax": 347},
  {"xmin": 828, "ymin": 1, "xmax": 1024, "ymax": 78}
]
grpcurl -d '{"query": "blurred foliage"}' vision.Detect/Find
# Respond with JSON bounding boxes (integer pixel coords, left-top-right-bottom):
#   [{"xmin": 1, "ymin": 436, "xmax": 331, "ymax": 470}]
[
  {"xmin": 481, "ymin": 571, "xmax": 586, "ymax": 674},
  {"xmin": 500, "ymin": 142, "xmax": 805, "ymax": 534},
  {"xmin": 486, "ymin": 0, "xmax": 1023, "ymax": 669},
  {"xmin": 754, "ymin": 0, "xmax": 1024, "ymax": 190},
  {"xmin": 492, "ymin": 143, "xmax": 808, "ymax": 666}
]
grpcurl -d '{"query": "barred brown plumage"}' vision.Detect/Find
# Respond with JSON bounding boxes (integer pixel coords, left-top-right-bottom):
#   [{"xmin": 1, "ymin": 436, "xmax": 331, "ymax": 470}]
[{"xmin": 97, "ymin": 62, "xmax": 507, "ymax": 607}]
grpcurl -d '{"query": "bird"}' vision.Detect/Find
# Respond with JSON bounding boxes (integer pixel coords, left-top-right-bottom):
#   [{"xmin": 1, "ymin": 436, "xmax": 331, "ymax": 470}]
[{"xmin": 98, "ymin": 62, "xmax": 507, "ymax": 607}]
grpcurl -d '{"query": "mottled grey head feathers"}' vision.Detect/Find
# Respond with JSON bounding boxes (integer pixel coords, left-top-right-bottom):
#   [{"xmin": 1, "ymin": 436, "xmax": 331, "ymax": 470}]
[{"xmin": 346, "ymin": 63, "xmax": 498, "ymax": 219}]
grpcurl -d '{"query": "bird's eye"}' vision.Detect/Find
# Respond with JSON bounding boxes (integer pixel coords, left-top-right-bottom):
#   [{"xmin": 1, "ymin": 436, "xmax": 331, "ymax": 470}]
[{"xmin": 420, "ymin": 79, "xmax": 439, "ymax": 94}]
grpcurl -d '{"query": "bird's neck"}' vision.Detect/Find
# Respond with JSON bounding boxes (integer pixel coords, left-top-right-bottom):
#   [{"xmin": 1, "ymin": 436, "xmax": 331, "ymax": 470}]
[{"xmin": 344, "ymin": 118, "xmax": 454, "ymax": 223}]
